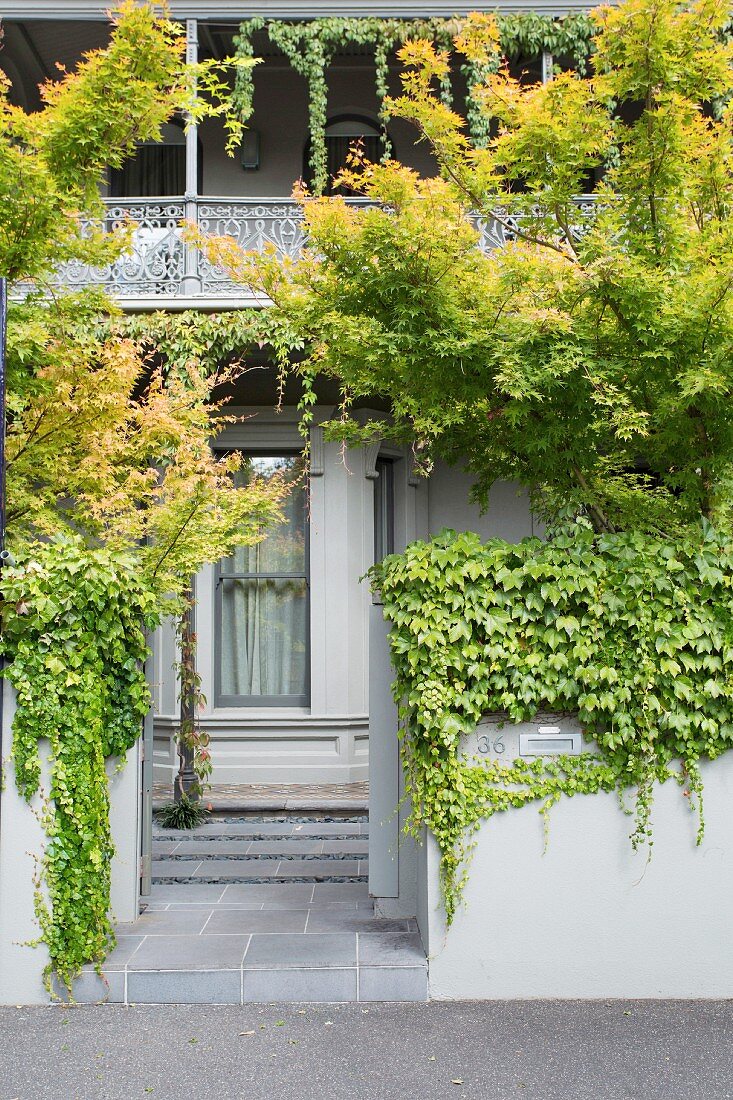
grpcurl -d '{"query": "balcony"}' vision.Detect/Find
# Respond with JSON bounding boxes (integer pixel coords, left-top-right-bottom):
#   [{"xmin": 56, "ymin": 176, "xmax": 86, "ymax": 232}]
[{"xmin": 41, "ymin": 195, "xmax": 599, "ymax": 310}]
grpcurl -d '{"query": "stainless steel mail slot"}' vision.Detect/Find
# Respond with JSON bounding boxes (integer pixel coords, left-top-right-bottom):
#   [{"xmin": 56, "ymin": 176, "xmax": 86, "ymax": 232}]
[{"xmin": 519, "ymin": 727, "xmax": 582, "ymax": 756}]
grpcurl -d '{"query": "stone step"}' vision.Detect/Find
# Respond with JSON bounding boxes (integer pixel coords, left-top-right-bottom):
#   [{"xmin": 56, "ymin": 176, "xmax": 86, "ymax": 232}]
[
  {"xmin": 146, "ymin": 881, "xmax": 375, "ymax": 909},
  {"xmin": 151, "ymin": 857, "xmax": 368, "ymax": 884},
  {"xmin": 68, "ymin": 918, "xmax": 427, "ymax": 1004},
  {"xmin": 154, "ymin": 821, "xmax": 368, "ymax": 842},
  {"xmin": 156, "ymin": 812, "xmax": 368, "ymax": 827},
  {"xmin": 153, "ymin": 840, "xmax": 370, "ymax": 859}
]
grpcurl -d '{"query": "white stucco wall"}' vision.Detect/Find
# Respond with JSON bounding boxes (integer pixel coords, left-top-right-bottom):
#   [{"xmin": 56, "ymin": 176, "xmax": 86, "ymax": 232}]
[
  {"xmin": 420, "ymin": 749, "xmax": 733, "ymax": 999},
  {"xmin": 0, "ymin": 680, "xmax": 141, "ymax": 1004},
  {"xmin": 0, "ymin": 683, "xmax": 50, "ymax": 1004}
]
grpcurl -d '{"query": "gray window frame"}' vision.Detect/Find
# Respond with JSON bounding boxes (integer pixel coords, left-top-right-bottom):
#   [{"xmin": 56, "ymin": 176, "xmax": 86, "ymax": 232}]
[{"xmin": 214, "ymin": 450, "xmax": 310, "ymax": 708}]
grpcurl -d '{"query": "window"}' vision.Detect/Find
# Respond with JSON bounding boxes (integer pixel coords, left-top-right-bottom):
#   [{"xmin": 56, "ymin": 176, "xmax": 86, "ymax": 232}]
[
  {"xmin": 216, "ymin": 455, "xmax": 309, "ymax": 707},
  {"xmin": 109, "ymin": 121, "xmax": 200, "ymax": 197},
  {"xmin": 374, "ymin": 457, "xmax": 395, "ymax": 563},
  {"xmin": 305, "ymin": 114, "xmax": 389, "ymax": 196}
]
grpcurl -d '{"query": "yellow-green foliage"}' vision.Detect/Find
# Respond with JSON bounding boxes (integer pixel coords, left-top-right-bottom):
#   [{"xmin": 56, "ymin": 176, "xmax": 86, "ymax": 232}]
[{"xmin": 223, "ymin": 0, "xmax": 733, "ymax": 539}]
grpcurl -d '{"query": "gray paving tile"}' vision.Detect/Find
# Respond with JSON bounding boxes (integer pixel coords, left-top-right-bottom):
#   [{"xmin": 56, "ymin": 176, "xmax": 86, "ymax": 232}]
[
  {"xmin": 152, "ymin": 859, "xmax": 202, "ymax": 879},
  {"xmin": 357, "ymin": 933, "xmax": 426, "ymax": 967},
  {"xmin": 245, "ymin": 840, "xmax": 324, "ymax": 856},
  {"xmin": 155, "ymin": 823, "xmax": 289, "ymax": 838},
  {"xmin": 190, "ymin": 859, "xmax": 283, "ymax": 879},
  {"xmin": 306, "ymin": 911, "xmax": 411, "ymax": 934},
  {"xmin": 127, "ymin": 910, "xmax": 211, "ymax": 936},
  {"xmin": 61, "ymin": 970, "xmax": 125, "ymax": 1004},
  {"xmin": 312, "ymin": 883, "xmax": 370, "ymax": 903},
  {"xmin": 127, "ymin": 969, "xmax": 241, "ymax": 1005},
  {"xmin": 102, "ymin": 936, "xmax": 145, "ymax": 970},
  {"xmin": 276, "ymin": 859, "xmax": 361, "ymax": 878},
  {"xmin": 222, "ymin": 883, "xmax": 314, "ymax": 905},
  {"xmin": 167, "ymin": 902, "xmax": 264, "ymax": 911},
  {"xmin": 275, "ymin": 901, "xmax": 362, "ymax": 912},
  {"xmin": 241, "ymin": 967, "xmax": 357, "ymax": 1003},
  {"xmin": 169, "ymin": 841, "xmax": 253, "ymax": 857},
  {"xmin": 244, "ymin": 933, "xmax": 356, "ymax": 969},
  {"xmin": 204, "ymin": 909, "xmax": 308, "ymax": 935},
  {"xmin": 129, "ymin": 934, "xmax": 250, "ymax": 971},
  {"xmin": 291, "ymin": 823, "xmax": 363, "ymax": 836},
  {"xmin": 151, "ymin": 842, "xmax": 180, "ymax": 856},
  {"xmin": 150, "ymin": 884, "xmax": 225, "ymax": 903},
  {"xmin": 358, "ymin": 966, "xmax": 428, "ymax": 1002},
  {"xmin": 322, "ymin": 839, "xmax": 370, "ymax": 855}
]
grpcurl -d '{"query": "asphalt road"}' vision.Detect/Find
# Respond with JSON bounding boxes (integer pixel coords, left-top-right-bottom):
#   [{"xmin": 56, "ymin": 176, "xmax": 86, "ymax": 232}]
[{"xmin": 1, "ymin": 1000, "xmax": 731, "ymax": 1100}]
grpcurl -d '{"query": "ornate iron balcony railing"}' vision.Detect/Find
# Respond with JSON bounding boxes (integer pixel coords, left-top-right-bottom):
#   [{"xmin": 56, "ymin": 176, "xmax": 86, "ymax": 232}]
[{"xmin": 40, "ymin": 195, "xmax": 600, "ymax": 309}]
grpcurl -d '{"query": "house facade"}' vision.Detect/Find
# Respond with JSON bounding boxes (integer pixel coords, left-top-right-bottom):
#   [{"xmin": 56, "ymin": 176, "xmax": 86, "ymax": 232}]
[{"xmin": 7, "ymin": 1, "xmax": 733, "ymax": 1006}]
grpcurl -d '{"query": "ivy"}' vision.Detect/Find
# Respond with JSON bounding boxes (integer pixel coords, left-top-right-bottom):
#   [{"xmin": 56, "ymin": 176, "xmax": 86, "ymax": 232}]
[
  {"xmin": 0, "ymin": 537, "xmax": 161, "ymax": 995},
  {"xmin": 372, "ymin": 524, "xmax": 733, "ymax": 922},
  {"xmin": 231, "ymin": 14, "xmax": 596, "ymax": 193}
]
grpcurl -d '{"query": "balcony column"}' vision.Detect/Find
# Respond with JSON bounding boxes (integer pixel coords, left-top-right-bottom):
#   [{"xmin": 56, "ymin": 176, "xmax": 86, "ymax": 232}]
[{"xmin": 182, "ymin": 18, "xmax": 201, "ymax": 297}]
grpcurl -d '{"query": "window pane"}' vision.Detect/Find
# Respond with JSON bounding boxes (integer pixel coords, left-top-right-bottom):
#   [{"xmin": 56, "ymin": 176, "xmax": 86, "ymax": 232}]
[
  {"xmin": 220, "ymin": 578, "xmax": 307, "ymax": 699},
  {"xmin": 221, "ymin": 455, "xmax": 306, "ymax": 575}
]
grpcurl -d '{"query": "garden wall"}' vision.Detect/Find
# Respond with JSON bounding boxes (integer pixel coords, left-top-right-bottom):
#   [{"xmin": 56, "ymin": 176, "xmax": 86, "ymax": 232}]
[
  {"xmin": 0, "ymin": 680, "xmax": 141, "ymax": 1004},
  {"xmin": 415, "ymin": 717, "xmax": 733, "ymax": 999}
]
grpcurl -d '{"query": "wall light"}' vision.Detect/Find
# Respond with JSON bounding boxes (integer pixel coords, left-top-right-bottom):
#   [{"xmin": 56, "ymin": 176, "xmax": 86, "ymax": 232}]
[{"xmin": 240, "ymin": 130, "xmax": 260, "ymax": 171}]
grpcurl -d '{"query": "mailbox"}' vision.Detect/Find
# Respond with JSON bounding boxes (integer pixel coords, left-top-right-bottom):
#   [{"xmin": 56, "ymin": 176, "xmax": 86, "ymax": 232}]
[
  {"xmin": 518, "ymin": 725, "xmax": 582, "ymax": 756},
  {"xmin": 462, "ymin": 713, "xmax": 585, "ymax": 761}
]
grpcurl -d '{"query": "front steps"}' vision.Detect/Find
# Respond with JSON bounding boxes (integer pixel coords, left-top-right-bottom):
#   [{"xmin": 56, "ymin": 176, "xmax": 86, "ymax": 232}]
[
  {"xmin": 152, "ymin": 815, "xmax": 370, "ymax": 885},
  {"xmin": 70, "ymin": 812, "xmax": 427, "ymax": 1005}
]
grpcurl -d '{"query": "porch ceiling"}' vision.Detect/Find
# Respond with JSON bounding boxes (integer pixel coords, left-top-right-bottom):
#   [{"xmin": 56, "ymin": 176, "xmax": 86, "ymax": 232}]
[{"xmin": 3, "ymin": 1, "xmax": 599, "ymax": 20}]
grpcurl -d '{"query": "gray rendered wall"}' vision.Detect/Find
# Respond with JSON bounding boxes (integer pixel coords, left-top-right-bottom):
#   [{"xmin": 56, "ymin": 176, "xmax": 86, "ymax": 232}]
[
  {"xmin": 427, "ymin": 465, "xmax": 537, "ymax": 542},
  {"xmin": 422, "ymin": 747, "xmax": 733, "ymax": 998},
  {"xmin": 0, "ymin": 680, "xmax": 141, "ymax": 1004}
]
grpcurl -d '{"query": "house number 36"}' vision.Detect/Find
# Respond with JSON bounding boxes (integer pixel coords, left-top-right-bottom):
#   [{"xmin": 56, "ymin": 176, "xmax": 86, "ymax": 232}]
[{"xmin": 477, "ymin": 734, "xmax": 505, "ymax": 755}]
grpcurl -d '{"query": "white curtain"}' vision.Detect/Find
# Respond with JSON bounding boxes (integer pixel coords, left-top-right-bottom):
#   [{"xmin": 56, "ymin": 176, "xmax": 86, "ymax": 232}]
[{"xmin": 220, "ymin": 457, "xmax": 307, "ymax": 700}]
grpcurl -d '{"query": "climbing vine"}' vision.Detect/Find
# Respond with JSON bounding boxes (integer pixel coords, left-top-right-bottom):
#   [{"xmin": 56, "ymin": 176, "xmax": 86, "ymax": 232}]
[
  {"xmin": 232, "ymin": 13, "xmax": 596, "ymax": 193},
  {"xmin": 372, "ymin": 525, "xmax": 733, "ymax": 922},
  {"xmin": 0, "ymin": 538, "xmax": 162, "ymax": 994}
]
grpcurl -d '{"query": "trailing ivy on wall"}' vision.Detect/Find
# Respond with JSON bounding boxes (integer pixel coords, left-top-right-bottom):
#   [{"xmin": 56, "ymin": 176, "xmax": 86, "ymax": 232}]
[
  {"xmin": 0, "ymin": 538, "xmax": 161, "ymax": 994},
  {"xmin": 112, "ymin": 308, "xmax": 275, "ymax": 378},
  {"xmin": 372, "ymin": 525, "xmax": 733, "ymax": 922},
  {"xmin": 231, "ymin": 13, "xmax": 596, "ymax": 193}
]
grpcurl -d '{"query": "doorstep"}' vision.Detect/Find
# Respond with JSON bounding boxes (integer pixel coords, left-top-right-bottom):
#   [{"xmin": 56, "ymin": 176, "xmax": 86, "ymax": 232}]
[{"xmin": 64, "ymin": 885, "xmax": 427, "ymax": 1005}]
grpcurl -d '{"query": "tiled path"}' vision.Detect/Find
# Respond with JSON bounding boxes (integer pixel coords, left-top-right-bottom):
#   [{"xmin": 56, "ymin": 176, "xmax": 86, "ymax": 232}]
[{"xmin": 71, "ymin": 814, "xmax": 427, "ymax": 1005}]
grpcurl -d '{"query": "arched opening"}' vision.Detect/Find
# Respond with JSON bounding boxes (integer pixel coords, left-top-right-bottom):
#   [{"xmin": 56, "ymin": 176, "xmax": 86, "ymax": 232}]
[{"xmin": 304, "ymin": 113, "xmax": 392, "ymax": 196}]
